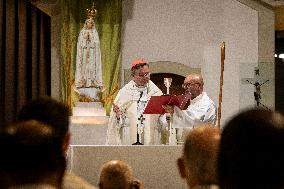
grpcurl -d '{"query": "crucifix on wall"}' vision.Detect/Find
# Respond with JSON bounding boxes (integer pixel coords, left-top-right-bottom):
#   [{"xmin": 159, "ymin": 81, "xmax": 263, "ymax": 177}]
[{"xmin": 242, "ymin": 67, "xmax": 270, "ymax": 109}]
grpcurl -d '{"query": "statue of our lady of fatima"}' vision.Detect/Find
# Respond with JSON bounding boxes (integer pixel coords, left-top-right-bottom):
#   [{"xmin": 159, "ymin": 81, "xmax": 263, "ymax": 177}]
[{"xmin": 75, "ymin": 3, "xmax": 103, "ymax": 102}]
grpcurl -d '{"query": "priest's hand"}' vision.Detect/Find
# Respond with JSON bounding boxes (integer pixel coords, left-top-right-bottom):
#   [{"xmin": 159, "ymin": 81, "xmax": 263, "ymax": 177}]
[
  {"xmin": 112, "ymin": 103, "xmax": 122, "ymax": 116},
  {"xmin": 162, "ymin": 105, "xmax": 174, "ymax": 114}
]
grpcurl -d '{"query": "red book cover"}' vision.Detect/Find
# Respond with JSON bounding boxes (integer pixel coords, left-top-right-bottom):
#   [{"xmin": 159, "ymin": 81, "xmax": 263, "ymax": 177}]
[{"xmin": 143, "ymin": 94, "xmax": 190, "ymax": 114}]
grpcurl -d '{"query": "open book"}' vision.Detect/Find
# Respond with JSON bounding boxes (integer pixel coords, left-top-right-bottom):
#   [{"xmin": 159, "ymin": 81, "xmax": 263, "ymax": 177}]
[{"xmin": 143, "ymin": 94, "xmax": 191, "ymax": 114}]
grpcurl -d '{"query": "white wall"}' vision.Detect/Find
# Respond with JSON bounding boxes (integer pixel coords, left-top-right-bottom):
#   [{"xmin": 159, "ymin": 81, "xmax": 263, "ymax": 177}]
[
  {"xmin": 222, "ymin": 0, "xmax": 258, "ymax": 122},
  {"xmin": 122, "ymin": 0, "xmax": 259, "ymax": 125},
  {"xmin": 122, "ymin": 0, "xmax": 224, "ymax": 68},
  {"xmin": 237, "ymin": 0, "xmax": 275, "ymax": 109}
]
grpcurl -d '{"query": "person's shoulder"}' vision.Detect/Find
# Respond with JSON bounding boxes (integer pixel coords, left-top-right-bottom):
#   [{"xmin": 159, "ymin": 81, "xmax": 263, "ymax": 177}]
[
  {"xmin": 120, "ymin": 80, "xmax": 148, "ymax": 96},
  {"xmin": 149, "ymin": 80, "xmax": 158, "ymax": 88},
  {"xmin": 149, "ymin": 80, "xmax": 162, "ymax": 94},
  {"xmin": 203, "ymin": 92, "xmax": 216, "ymax": 105},
  {"xmin": 119, "ymin": 80, "xmax": 135, "ymax": 91},
  {"xmin": 63, "ymin": 171, "xmax": 98, "ymax": 189}
]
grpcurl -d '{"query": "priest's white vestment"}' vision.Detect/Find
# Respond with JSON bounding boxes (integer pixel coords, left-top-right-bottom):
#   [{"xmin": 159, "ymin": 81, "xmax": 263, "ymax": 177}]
[
  {"xmin": 172, "ymin": 92, "xmax": 217, "ymax": 128},
  {"xmin": 171, "ymin": 92, "xmax": 217, "ymax": 143},
  {"xmin": 106, "ymin": 80, "xmax": 163, "ymax": 145}
]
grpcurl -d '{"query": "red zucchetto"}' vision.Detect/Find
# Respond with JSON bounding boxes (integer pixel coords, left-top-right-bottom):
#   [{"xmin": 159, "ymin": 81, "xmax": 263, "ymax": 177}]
[{"xmin": 131, "ymin": 59, "xmax": 148, "ymax": 68}]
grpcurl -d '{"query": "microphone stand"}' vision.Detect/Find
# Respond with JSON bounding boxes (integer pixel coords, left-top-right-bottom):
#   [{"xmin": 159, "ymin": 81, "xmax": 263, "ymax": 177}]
[
  {"xmin": 132, "ymin": 115, "xmax": 144, "ymax": 145},
  {"xmin": 133, "ymin": 92, "xmax": 144, "ymax": 145}
]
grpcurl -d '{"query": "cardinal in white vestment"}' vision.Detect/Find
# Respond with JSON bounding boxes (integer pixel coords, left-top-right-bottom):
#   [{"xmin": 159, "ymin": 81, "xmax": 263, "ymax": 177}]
[{"xmin": 106, "ymin": 59, "xmax": 164, "ymax": 145}]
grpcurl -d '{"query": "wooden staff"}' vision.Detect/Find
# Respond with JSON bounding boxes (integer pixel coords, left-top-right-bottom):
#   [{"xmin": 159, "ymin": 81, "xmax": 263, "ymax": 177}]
[{"xmin": 217, "ymin": 42, "xmax": 225, "ymax": 128}]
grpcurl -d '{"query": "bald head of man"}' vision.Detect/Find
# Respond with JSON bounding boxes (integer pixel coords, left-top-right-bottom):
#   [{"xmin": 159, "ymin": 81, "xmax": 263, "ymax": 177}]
[
  {"xmin": 99, "ymin": 160, "xmax": 143, "ymax": 189},
  {"xmin": 177, "ymin": 125, "xmax": 220, "ymax": 188},
  {"xmin": 0, "ymin": 120, "xmax": 66, "ymax": 188},
  {"xmin": 182, "ymin": 73, "xmax": 204, "ymax": 99}
]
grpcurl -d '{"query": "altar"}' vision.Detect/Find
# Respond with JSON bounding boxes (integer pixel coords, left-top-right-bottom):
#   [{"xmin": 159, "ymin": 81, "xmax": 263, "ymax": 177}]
[
  {"xmin": 68, "ymin": 102, "xmax": 187, "ymax": 189},
  {"xmin": 67, "ymin": 145, "xmax": 187, "ymax": 189}
]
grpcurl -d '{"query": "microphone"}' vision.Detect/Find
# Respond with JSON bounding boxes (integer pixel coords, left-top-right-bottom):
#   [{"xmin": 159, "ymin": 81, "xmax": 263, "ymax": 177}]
[{"xmin": 137, "ymin": 91, "xmax": 143, "ymax": 104}]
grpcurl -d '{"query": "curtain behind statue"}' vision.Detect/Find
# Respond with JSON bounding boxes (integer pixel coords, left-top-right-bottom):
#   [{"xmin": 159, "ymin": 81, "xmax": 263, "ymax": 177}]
[
  {"xmin": 0, "ymin": 0, "xmax": 51, "ymax": 127},
  {"xmin": 61, "ymin": 0, "xmax": 122, "ymax": 114}
]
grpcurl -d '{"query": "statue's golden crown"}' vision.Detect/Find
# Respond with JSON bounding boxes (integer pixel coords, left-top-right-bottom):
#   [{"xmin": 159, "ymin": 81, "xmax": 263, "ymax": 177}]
[{"xmin": 86, "ymin": 3, "xmax": 97, "ymax": 18}]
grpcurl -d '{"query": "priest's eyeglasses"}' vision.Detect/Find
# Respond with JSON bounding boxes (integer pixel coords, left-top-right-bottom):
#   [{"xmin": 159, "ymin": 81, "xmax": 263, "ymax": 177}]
[
  {"xmin": 137, "ymin": 72, "xmax": 150, "ymax": 78},
  {"xmin": 182, "ymin": 82, "xmax": 199, "ymax": 89}
]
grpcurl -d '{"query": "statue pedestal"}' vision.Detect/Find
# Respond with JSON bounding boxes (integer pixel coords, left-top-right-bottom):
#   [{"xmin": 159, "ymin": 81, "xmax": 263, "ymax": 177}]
[
  {"xmin": 72, "ymin": 102, "xmax": 106, "ymax": 116},
  {"xmin": 70, "ymin": 102, "xmax": 109, "ymax": 145}
]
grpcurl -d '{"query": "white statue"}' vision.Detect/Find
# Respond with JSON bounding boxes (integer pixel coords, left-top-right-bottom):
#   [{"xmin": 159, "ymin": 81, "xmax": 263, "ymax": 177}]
[{"xmin": 75, "ymin": 5, "xmax": 103, "ymax": 101}]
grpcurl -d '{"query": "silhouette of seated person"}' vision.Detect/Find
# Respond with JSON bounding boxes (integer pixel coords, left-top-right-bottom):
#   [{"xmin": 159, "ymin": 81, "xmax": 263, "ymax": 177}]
[
  {"xmin": 0, "ymin": 120, "xmax": 66, "ymax": 189},
  {"xmin": 218, "ymin": 109, "xmax": 284, "ymax": 189},
  {"xmin": 17, "ymin": 97, "xmax": 97, "ymax": 189}
]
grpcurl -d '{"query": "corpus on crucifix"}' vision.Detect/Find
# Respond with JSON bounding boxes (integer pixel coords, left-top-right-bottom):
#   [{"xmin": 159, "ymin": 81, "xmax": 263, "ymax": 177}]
[{"xmin": 243, "ymin": 68, "xmax": 270, "ymax": 109}]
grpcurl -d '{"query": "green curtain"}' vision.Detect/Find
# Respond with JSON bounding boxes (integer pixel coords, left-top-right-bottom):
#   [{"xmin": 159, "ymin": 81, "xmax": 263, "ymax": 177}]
[{"xmin": 61, "ymin": 0, "xmax": 122, "ymax": 114}]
